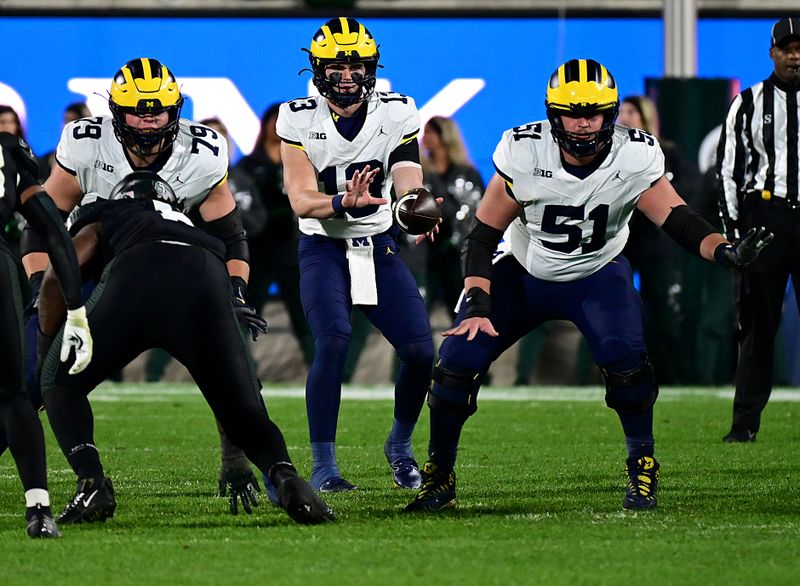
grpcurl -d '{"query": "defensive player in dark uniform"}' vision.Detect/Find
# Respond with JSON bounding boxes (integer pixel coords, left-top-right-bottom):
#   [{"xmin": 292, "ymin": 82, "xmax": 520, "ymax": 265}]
[
  {"xmin": 0, "ymin": 132, "xmax": 93, "ymax": 537},
  {"xmin": 20, "ymin": 58, "xmax": 267, "ymax": 510},
  {"xmin": 37, "ymin": 171, "xmax": 333, "ymax": 526},
  {"xmin": 404, "ymin": 59, "xmax": 773, "ymax": 513}
]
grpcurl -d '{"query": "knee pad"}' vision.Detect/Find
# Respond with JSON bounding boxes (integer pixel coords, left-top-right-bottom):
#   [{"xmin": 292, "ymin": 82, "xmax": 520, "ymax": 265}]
[
  {"xmin": 314, "ymin": 334, "xmax": 351, "ymax": 365},
  {"xmin": 600, "ymin": 355, "xmax": 659, "ymax": 415},
  {"xmin": 429, "ymin": 360, "xmax": 482, "ymax": 416},
  {"xmin": 396, "ymin": 339, "xmax": 434, "ymax": 369}
]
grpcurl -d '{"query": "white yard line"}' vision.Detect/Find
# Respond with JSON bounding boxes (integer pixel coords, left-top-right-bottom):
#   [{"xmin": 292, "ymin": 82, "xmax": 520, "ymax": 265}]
[{"xmin": 87, "ymin": 384, "xmax": 800, "ymax": 402}]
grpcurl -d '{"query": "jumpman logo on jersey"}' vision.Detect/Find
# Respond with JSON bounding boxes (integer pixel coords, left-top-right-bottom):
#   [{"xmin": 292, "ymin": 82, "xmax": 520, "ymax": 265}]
[
  {"xmin": 612, "ymin": 170, "xmax": 624, "ymax": 182},
  {"xmin": 386, "ymin": 246, "xmax": 394, "ymax": 255},
  {"xmin": 378, "ymin": 125, "xmax": 387, "ymax": 136}
]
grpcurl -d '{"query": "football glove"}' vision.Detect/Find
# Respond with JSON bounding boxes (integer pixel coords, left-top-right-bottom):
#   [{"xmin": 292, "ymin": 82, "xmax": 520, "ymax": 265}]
[
  {"xmin": 230, "ymin": 276, "xmax": 268, "ymax": 341},
  {"xmin": 61, "ymin": 306, "xmax": 93, "ymax": 375},
  {"xmin": 220, "ymin": 468, "xmax": 261, "ymax": 515},
  {"xmin": 714, "ymin": 227, "xmax": 774, "ymax": 269}
]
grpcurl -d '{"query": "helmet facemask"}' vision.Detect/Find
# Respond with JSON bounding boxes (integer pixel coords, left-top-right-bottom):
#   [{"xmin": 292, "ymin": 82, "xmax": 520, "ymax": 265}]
[
  {"xmin": 310, "ymin": 56, "xmax": 379, "ymax": 108},
  {"xmin": 109, "ymin": 99, "xmax": 183, "ymax": 159},
  {"xmin": 546, "ymin": 103, "xmax": 619, "ymax": 159}
]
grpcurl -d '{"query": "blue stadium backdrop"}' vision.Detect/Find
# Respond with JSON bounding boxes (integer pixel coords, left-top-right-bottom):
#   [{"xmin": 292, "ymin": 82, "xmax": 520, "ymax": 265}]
[{"xmin": 0, "ymin": 17, "xmax": 776, "ymax": 181}]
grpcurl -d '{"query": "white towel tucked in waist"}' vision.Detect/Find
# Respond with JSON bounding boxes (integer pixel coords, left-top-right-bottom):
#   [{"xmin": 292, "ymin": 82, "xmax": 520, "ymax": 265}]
[{"xmin": 346, "ymin": 237, "xmax": 378, "ymax": 305}]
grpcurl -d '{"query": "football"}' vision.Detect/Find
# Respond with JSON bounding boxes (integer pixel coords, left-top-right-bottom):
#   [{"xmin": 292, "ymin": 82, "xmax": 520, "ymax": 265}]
[{"xmin": 393, "ymin": 188, "xmax": 441, "ymax": 235}]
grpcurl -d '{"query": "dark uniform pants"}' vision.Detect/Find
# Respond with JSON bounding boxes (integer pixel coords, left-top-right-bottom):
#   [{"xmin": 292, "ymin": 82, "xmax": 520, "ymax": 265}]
[
  {"xmin": 733, "ymin": 197, "xmax": 800, "ymax": 431},
  {"xmin": 40, "ymin": 242, "xmax": 289, "ymax": 473}
]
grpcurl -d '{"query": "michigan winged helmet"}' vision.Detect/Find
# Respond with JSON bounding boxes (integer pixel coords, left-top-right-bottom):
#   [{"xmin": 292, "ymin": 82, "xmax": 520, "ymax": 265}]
[
  {"xmin": 306, "ymin": 17, "xmax": 380, "ymax": 107},
  {"xmin": 108, "ymin": 58, "xmax": 184, "ymax": 158},
  {"xmin": 545, "ymin": 59, "xmax": 619, "ymax": 158}
]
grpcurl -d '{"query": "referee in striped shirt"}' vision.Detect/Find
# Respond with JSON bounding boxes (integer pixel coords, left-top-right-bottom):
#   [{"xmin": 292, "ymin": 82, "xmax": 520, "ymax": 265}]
[{"xmin": 717, "ymin": 17, "xmax": 800, "ymax": 442}]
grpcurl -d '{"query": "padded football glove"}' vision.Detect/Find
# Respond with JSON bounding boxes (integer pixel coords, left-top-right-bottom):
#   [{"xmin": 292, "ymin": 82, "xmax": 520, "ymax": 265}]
[
  {"xmin": 221, "ymin": 468, "xmax": 261, "ymax": 515},
  {"xmin": 714, "ymin": 227, "xmax": 774, "ymax": 269},
  {"xmin": 230, "ymin": 276, "xmax": 268, "ymax": 341},
  {"xmin": 61, "ymin": 306, "xmax": 93, "ymax": 375}
]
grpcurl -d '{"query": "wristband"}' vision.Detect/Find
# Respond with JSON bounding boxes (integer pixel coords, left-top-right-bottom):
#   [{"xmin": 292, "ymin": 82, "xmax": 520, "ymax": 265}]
[
  {"xmin": 463, "ymin": 287, "xmax": 491, "ymax": 319},
  {"xmin": 331, "ymin": 195, "xmax": 346, "ymax": 215},
  {"xmin": 713, "ymin": 242, "xmax": 735, "ymax": 268}
]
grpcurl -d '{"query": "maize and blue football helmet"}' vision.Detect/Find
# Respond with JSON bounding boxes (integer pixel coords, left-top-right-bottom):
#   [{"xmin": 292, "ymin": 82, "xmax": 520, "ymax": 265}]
[
  {"xmin": 306, "ymin": 17, "xmax": 380, "ymax": 108},
  {"xmin": 545, "ymin": 59, "xmax": 619, "ymax": 158},
  {"xmin": 108, "ymin": 58, "xmax": 184, "ymax": 158}
]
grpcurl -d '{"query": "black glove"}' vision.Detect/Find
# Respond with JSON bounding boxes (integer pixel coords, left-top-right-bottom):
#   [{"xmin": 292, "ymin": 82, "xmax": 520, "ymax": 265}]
[
  {"xmin": 230, "ymin": 276, "xmax": 268, "ymax": 341},
  {"xmin": 714, "ymin": 227, "xmax": 774, "ymax": 269},
  {"xmin": 220, "ymin": 468, "xmax": 261, "ymax": 515}
]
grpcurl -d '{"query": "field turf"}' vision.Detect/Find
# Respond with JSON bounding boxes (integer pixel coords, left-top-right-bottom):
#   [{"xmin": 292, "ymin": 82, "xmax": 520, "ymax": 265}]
[{"xmin": 1, "ymin": 384, "xmax": 798, "ymax": 585}]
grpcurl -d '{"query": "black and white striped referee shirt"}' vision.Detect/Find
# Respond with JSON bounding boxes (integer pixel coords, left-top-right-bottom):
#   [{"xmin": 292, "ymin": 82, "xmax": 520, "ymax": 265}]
[{"xmin": 716, "ymin": 73, "xmax": 799, "ymax": 237}]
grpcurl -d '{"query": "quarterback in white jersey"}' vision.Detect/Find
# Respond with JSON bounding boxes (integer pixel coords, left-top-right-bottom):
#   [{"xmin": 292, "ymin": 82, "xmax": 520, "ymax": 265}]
[
  {"xmin": 20, "ymin": 58, "xmax": 268, "ymax": 517},
  {"xmin": 276, "ymin": 17, "xmax": 436, "ymax": 494},
  {"xmin": 278, "ymin": 90, "xmax": 420, "ymax": 239},
  {"xmin": 406, "ymin": 59, "xmax": 771, "ymax": 515}
]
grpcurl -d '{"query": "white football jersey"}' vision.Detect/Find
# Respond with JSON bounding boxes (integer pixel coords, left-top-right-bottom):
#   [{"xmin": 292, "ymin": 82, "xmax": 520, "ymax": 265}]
[
  {"xmin": 277, "ymin": 91, "xmax": 420, "ymax": 239},
  {"xmin": 56, "ymin": 116, "xmax": 228, "ymax": 212},
  {"xmin": 493, "ymin": 122, "xmax": 665, "ymax": 281}
]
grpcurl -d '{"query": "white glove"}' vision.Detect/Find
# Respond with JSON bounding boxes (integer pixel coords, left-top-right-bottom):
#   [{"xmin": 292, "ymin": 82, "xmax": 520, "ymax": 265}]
[{"xmin": 61, "ymin": 306, "xmax": 93, "ymax": 375}]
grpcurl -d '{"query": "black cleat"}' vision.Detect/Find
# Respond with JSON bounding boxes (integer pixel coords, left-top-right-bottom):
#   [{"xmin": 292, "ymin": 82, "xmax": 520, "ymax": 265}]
[
  {"xmin": 26, "ymin": 504, "xmax": 61, "ymax": 538},
  {"xmin": 623, "ymin": 456, "xmax": 660, "ymax": 510},
  {"xmin": 403, "ymin": 461, "xmax": 456, "ymax": 512},
  {"xmin": 723, "ymin": 426, "xmax": 757, "ymax": 443},
  {"xmin": 277, "ymin": 476, "xmax": 336, "ymax": 525},
  {"xmin": 58, "ymin": 477, "xmax": 117, "ymax": 524}
]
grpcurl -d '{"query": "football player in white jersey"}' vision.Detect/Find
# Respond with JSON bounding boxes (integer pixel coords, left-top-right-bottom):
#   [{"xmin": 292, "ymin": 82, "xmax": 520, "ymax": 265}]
[
  {"xmin": 405, "ymin": 59, "xmax": 773, "ymax": 513},
  {"xmin": 19, "ymin": 58, "xmax": 267, "ymax": 515},
  {"xmin": 277, "ymin": 17, "xmax": 437, "ymax": 493}
]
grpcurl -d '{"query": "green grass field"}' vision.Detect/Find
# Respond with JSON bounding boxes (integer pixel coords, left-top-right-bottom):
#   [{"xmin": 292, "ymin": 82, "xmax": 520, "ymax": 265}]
[{"xmin": 1, "ymin": 384, "xmax": 798, "ymax": 585}]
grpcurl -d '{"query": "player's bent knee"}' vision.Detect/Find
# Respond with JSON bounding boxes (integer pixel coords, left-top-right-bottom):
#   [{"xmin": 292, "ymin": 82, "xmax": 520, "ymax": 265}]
[
  {"xmin": 600, "ymin": 355, "xmax": 659, "ymax": 415},
  {"xmin": 314, "ymin": 334, "xmax": 351, "ymax": 363},
  {"xmin": 428, "ymin": 361, "xmax": 482, "ymax": 416},
  {"xmin": 396, "ymin": 339, "xmax": 434, "ymax": 369}
]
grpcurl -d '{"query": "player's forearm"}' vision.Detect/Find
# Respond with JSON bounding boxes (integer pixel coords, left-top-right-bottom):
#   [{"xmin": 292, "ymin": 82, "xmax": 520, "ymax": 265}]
[
  {"xmin": 39, "ymin": 270, "xmax": 67, "ymax": 336},
  {"xmin": 226, "ymin": 259, "xmax": 250, "ymax": 282},
  {"xmin": 22, "ymin": 251, "xmax": 51, "ymax": 278},
  {"xmin": 289, "ymin": 189, "xmax": 339, "ymax": 219},
  {"xmin": 464, "ymin": 276, "xmax": 491, "ymax": 294},
  {"xmin": 699, "ymin": 232, "xmax": 728, "ymax": 262}
]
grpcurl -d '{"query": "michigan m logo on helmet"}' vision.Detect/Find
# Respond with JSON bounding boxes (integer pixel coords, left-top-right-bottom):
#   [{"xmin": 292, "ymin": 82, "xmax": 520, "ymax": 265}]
[
  {"xmin": 108, "ymin": 58, "xmax": 184, "ymax": 159},
  {"xmin": 545, "ymin": 59, "xmax": 619, "ymax": 158},
  {"xmin": 306, "ymin": 17, "xmax": 380, "ymax": 108}
]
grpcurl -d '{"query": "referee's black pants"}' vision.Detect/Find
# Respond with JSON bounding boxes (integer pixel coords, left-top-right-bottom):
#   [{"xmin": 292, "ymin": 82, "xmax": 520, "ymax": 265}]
[{"xmin": 734, "ymin": 197, "xmax": 800, "ymax": 432}]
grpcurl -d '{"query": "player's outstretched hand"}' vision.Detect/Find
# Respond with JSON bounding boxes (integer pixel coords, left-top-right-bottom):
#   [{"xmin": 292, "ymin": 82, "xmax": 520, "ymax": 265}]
[
  {"xmin": 221, "ymin": 468, "xmax": 261, "ymax": 515},
  {"xmin": 443, "ymin": 316, "xmax": 499, "ymax": 341},
  {"xmin": 230, "ymin": 276, "xmax": 268, "ymax": 341},
  {"xmin": 61, "ymin": 306, "xmax": 93, "ymax": 374},
  {"xmin": 716, "ymin": 227, "xmax": 774, "ymax": 269},
  {"xmin": 342, "ymin": 165, "xmax": 387, "ymax": 208},
  {"xmin": 415, "ymin": 197, "xmax": 445, "ymax": 245}
]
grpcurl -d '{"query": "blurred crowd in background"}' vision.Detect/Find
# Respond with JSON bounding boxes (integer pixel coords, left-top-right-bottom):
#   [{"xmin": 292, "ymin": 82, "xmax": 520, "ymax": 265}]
[{"xmin": 3, "ymin": 97, "xmax": 799, "ymax": 387}]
